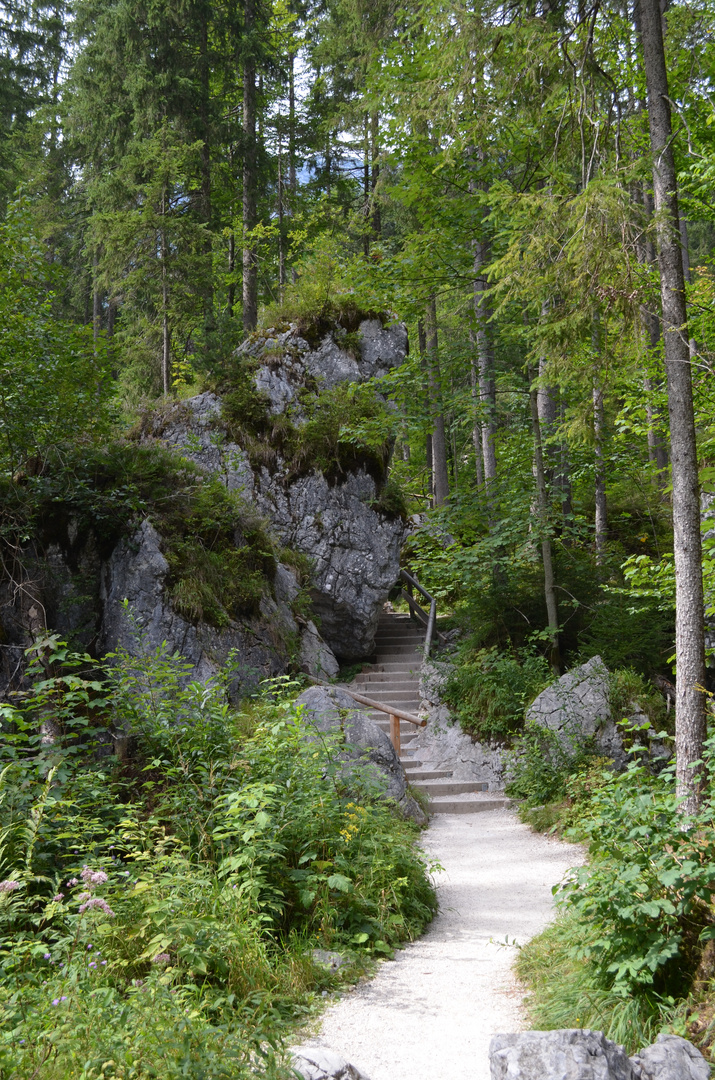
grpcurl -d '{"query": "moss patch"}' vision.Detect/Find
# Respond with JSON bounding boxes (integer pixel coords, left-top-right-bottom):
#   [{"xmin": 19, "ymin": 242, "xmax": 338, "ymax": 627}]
[{"xmin": 1, "ymin": 442, "xmax": 279, "ymax": 630}]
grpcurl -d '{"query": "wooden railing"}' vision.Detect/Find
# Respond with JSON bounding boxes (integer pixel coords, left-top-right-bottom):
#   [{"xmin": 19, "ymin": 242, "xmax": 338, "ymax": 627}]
[
  {"xmin": 339, "ymin": 687, "xmax": 425, "ymax": 758},
  {"xmin": 310, "ymin": 681, "xmax": 425, "ymax": 757},
  {"xmin": 398, "ymin": 569, "xmax": 445, "ymax": 658}
]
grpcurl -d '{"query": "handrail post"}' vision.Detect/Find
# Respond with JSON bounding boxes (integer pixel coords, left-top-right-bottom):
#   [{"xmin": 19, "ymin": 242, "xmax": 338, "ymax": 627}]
[
  {"xmin": 424, "ymin": 598, "xmax": 436, "ymax": 659},
  {"xmin": 389, "ymin": 714, "xmax": 401, "ymax": 757}
]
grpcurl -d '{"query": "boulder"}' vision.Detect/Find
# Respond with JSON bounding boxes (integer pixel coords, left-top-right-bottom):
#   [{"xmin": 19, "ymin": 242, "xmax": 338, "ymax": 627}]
[
  {"xmin": 525, "ymin": 656, "xmax": 627, "ymax": 767},
  {"xmin": 489, "ymin": 1030, "xmax": 636, "ymax": 1080},
  {"xmin": 290, "ymin": 1046, "xmax": 371, "ymax": 1080},
  {"xmin": 295, "ymin": 684, "xmax": 426, "ymax": 823},
  {"xmin": 631, "ymin": 1034, "xmax": 710, "ymax": 1080},
  {"xmin": 489, "ymin": 1030, "xmax": 710, "ymax": 1080}
]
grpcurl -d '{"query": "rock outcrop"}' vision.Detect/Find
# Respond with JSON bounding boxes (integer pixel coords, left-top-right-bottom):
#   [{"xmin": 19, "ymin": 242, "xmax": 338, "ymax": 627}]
[
  {"xmin": 144, "ymin": 317, "xmax": 408, "ymax": 660},
  {"xmin": 489, "ymin": 1030, "xmax": 710, "ymax": 1080},
  {"xmin": 98, "ymin": 518, "xmax": 338, "ymax": 695},
  {"xmin": 294, "ymin": 684, "xmax": 426, "ymax": 823}
]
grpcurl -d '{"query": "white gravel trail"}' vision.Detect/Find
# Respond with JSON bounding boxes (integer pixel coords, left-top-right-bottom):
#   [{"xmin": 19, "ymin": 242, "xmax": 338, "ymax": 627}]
[{"xmin": 301, "ymin": 808, "xmax": 581, "ymax": 1080}]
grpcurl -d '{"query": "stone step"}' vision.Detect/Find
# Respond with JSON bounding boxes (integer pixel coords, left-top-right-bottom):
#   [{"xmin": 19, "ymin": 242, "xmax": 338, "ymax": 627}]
[
  {"xmin": 354, "ymin": 671, "xmax": 419, "ymax": 684},
  {"xmin": 372, "ymin": 644, "xmax": 425, "ymax": 655},
  {"xmin": 355, "ymin": 682, "xmax": 420, "ymax": 694},
  {"xmin": 364, "ymin": 662, "xmax": 422, "ymax": 673},
  {"xmin": 375, "ymin": 630, "xmax": 425, "ymax": 639},
  {"xmin": 411, "ymin": 781, "xmax": 488, "ymax": 795},
  {"xmin": 406, "ymin": 769, "xmax": 453, "ymax": 780},
  {"xmin": 429, "ymin": 796, "xmax": 511, "ymax": 815},
  {"xmin": 401, "ymin": 759, "xmax": 423, "ymax": 770},
  {"xmin": 363, "ymin": 689, "xmax": 421, "ymax": 700}
]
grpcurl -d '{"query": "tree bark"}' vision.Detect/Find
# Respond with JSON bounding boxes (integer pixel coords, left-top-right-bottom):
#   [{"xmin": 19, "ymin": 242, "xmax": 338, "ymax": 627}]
[
  {"xmin": 640, "ymin": 0, "xmax": 706, "ymax": 813},
  {"xmin": 161, "ymin": 185, "xmax": 170, "ymax": 395},
  {"xmin": 473, "ymin": 236, "xmax": 497, "ymax": 483},
  {"xmin": 469, "ymin": 351, "xmax": 485, "ymax": 488},
  {"xmin": 529, "ymin": 369, "xmax": 560, "ymax": 675},
  {"xmin": 242, "ymin": 0, "xmax": 258, "ymax": 334},
  {"xmin": 370, "ymin": 111, "xmax": 381, "ymax": 240},
  {"xmin": 423, "ymin": 303, "xmax": 449, "ymax": 506},
  {"xmin": 637, "ymin": 184, "xmax": 670, "ymax": 486},
  {"xmin": 92, "ymin": 246, "xmax": 102, "ymax": 355},
  {"xmin": 593, "ymin": 379, "xmax": 607, "ymax": 563}
]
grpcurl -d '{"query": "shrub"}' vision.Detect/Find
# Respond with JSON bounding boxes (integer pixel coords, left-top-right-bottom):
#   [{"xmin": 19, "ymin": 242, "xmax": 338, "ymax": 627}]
[
  {"xmin": 442, "ymin": 646, "xmax": 552, "ymax": 741},
  {"xmin": 0, "ymin": 637, "xmax": 437, "ymax": 1078}
]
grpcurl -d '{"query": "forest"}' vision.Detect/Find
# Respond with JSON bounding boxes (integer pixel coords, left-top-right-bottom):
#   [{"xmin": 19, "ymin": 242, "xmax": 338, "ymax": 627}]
[{"xmin": 3, "ymin": 0, "xmax": 715, "ymax": 1073}]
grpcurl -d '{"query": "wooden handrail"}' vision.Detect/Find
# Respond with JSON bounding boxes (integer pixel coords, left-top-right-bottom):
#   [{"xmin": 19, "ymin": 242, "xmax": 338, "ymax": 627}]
[
  {"xmin": 340, "ymin": 687, "xmax": 425, "ymax": 726},
  {"xmin": 306, "ymin": 680, "xmax": 425, "ymax": 758},
  {"xmin": 398, "ymin": 569, "xmax": 445, "ymax": 656}
]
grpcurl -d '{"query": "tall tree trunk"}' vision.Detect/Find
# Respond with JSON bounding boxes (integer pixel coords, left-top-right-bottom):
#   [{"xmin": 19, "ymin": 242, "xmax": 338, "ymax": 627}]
[
  {"xmin": 242, "ymin": 0, "xmax": 258, "ymax": 334},
  {"xmin": 473, "ymin": 236, "xmax": 497, "ymax": 483},
  {"xmin": 92, "ymin": 246, "xmax": 102, "ymax": 355},
  {"xmin": 418, "ymin": 319, "xmax": 434, "ymax": 504},
  {"xmin": 370, "ymin": 111, "xmax": 381, "ymax": 240},
  {"xmin": 228, "ymin": 230, "xmax": 235, "ymax": 317},
  {"xmin": 199, "ymin": 8, "xmax": 213, "ymax": 341},
  {"xmin": 288, "ymin": 53, "xmax": 296, "ymax": 197},
  {"xmin": 637, "ymin": 184, "xmax": 670, "ymax": 487},
  {"xmin": 593, "ymin": 379, "xmax": 607, "ymax": 563},
  {"xmin": 363, "ymin": 113, "xmax": 370, "ymax": 255},
  {"xmin": 640, "ymin": 0, "xmax": 706, "ymax": 813},
  {"xmin": 278, "ymin": 127, "xmax": 285, "ymax": 293},
  {"xmin": 424, "ymin": 298, "xmax": 450, "ymax": 506},
  {"xmin": 529, "ymin": 369, "xmax": 560, "ymax": 675},
  {"xmin": 469, "ymin": 351, "xmax": 485, "ymax": 489},
  {"xmin": 161, "ymin": 188, "xmax": 170, "ymax": 396}
]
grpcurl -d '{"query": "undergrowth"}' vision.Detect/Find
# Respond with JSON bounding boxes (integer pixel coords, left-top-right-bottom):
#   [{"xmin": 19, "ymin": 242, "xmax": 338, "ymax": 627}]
[
  {"xmin": 516, "ymin": 749, "xmax": 715, "ymax": 1059},
  {"xmin": 0, "ymin": 636, "xmax": 437, "ymax": 1079}
]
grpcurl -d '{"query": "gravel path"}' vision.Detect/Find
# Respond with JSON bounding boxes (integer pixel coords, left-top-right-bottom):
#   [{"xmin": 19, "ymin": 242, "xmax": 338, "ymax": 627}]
[{"xmin": 300, "ymin": 808, "xmax": 582, "ymax": 1080}]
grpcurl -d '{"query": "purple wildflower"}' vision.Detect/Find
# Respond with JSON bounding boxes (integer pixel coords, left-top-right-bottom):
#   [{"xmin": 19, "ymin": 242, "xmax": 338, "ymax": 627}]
[
  {"xmin": 89, "ymin": 962, "xmax": 96, "ymax": 968},
  {"xmin": 78, "ymin": 897, "xmax": 115, "ymax": 917},
  {"xmin": 0, "ymin": 880, "xmax": 20, "ymax": 893},
  {"xmin": 67, "ymin": 878, "xmax": 79, "ymax": 886},
  {"xmin": 101, "ymin": 960, "xmax": 107, "ymax": 966},
  {"xmin": 81, "ymin": 867, "xmax": 108, "ymax": 886},
  {"xmin": 52, "ymin": 998, "xmax": 60, "ymax": 1006},
  {"xmin": 43, "ymin": 953, "xmax": 51, "ymax": 960},
  {"xmin": 77, "ymin": 892, "xmax": 91, "ymax": 903},
  {"xmin": 152, "ymin": 953, "xmax": 170, "ymax": 965},
  {"xmin": 52, "ymin": 893, "xmax": 64, "ymax": 902}
]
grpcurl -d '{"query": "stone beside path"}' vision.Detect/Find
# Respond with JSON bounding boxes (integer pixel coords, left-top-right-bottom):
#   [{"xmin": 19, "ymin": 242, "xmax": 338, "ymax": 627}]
[{"xmin": 300, "ymin": 808, "xmax": 582, "ymax": 1080}]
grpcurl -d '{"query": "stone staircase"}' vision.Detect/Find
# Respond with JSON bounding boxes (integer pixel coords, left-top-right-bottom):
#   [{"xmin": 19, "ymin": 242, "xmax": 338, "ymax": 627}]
[{"xmin": 352, "ymin": 610, "xmax": 509, "ymax": 815}]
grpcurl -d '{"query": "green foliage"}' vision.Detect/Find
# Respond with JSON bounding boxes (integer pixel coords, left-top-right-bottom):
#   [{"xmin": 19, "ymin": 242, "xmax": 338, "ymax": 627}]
[
  {"xmin": 516, "ymin": 914, "xmax": 680, "ymax": 1055},
  {"xmin": 504, "ymin": 723, "xmax": 599, "ymax": 806},
  {"xmin": 0, "ymin": 640, "xmax": 437, "ymax": 1078},
  {"xmin": 442, "ymin": 646, "xmax": 552, "ymax": 741},
  {"xmin": 1, "ymin": 440, "xmax": 278, "ymax": 632},
  {"xmin": 0, "ymin": 202, "xmax": 112, "ymax": 477}
]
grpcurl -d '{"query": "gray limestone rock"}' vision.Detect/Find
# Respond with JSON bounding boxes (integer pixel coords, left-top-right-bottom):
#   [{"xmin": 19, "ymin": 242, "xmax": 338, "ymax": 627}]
[
  {"xmin": 630, "ymin": 1034, "xmax": 710, "ymax": 1080},
  {"xmin": 300, "ymin": 620, "xmax": 340, "ymax": 679},
  {"xmin": 526, "ymin": 656, "xmax": 627, "ymax": 766},
  {"xmin": 147, "ymin": 318, "xmax": 408, "ymax": 661},
  {"xmin": 489, "ymin": 1029, "xmax": 636, "ymax": 1080},
  {"xmin": 99, "ymin": 519, "xmax": 286, "ymax": 695},
  {"xmin": 255, "ymin": 468, "xmax": 402, "ymax": 659},
  {"xmin": 146, "ymin": 391, "xmax": 255, "ymax": 496},
  {"xmin": 290, "ymin": 1046, "xmax": 371, "ymax": 1080},
  {"xmin": 295, "ymin": 685, "xmax": 427, "ymax": 823},
  {"xmin": 409, "ymin": 659, "xmax": 508, "ymax": 791}
]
